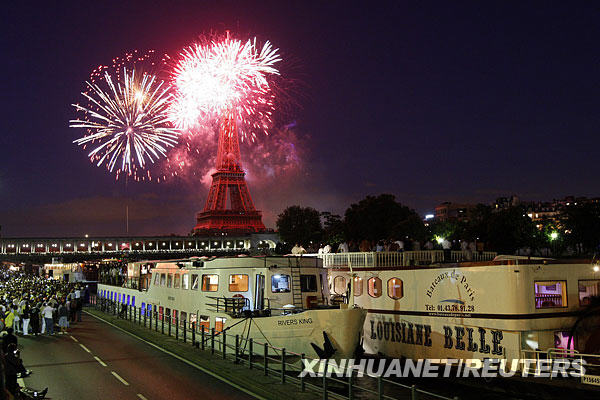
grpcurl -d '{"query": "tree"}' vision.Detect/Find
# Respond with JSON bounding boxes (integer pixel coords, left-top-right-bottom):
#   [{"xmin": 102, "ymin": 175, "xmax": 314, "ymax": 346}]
[
  {"xmin": 563, "ymin": 203, "xmax": 600, "ymax": 254},
  {"xmin": 344, "ymin": 194, "xmax": 425, "ymax": 241},
  {"xmin": 276, "ymin": 206, "xmax": 322, "ymax": 247},
  {"xmin": 321, "ymin": 212, "xmax": 345, "ymax": 246},
  {"xmin": 484, "ymin": 207, "xmax": 538, "ymax": 254}
]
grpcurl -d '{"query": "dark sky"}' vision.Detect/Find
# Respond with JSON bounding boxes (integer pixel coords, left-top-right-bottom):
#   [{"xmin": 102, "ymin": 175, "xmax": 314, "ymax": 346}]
[{"xmin": 1, "ymin": 1, "xmax": 599, "ymax": 237}]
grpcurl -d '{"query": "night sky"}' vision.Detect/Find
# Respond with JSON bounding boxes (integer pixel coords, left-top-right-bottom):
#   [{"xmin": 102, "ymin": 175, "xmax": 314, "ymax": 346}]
[{"xmin": 2, "ymin": 1, "xmax": 599, "ymax": 237}]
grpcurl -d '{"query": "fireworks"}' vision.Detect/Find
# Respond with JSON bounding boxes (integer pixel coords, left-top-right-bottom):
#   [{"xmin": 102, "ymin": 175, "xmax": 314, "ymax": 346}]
[
  {"xmin": 169, "ymin": 35, "xmax": 282, "ymax": 141},
  {"xmin": 70, "ymin": 68, "xmax": 180, "ymax": 180}
]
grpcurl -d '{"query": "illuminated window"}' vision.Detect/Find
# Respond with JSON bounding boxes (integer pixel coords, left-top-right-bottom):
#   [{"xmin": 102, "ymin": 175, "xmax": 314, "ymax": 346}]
[
  {"xmin": 354, "ymin": 276, "xmax": 363, "ymax": 296},
  {"xmin": 182, "ymin": 274, "xmax": 189, "ymax": 290},
  {"xmin": 387, "ymin": 278, "xmax": 403, "ymax": 299},
  {"xmin": 174, "ymin": 274, "xmax": 180, "ymax": 289},
  {"xmin": 333, "ymin": 276, "xmax": 347, "ymax": 295},
  {"xmin": 202, "ymin": 274, "xmax": 218, "ymax": 291},
  {"xmin": 229, "ymin": 274, "xmax": 249, "ymax": 292},
  {"xmin": 578, "ymin": 280, "xmax": 600, "ymax": 306},
  {"xmin": 167, "ymin": 274, "xmax": 173, "ymax": 288},
  {"xmin": 368, "ymin": 277, "xmax": 382, "ymax": 298},
  {"xmin": 154, "ymin": 273, "xmax": 160, "ymax": 286},
  {"xmin": 300, "ymin": 275, "xmax": 318, "ymax": 292},
  {"xmin": 535, "ymin": 281, "xmax": 567, "ymax": 308},
  {"xmin": 160, "ymin": 273, "xmax": 166, "ymax": 286},
  {"xmin": 191, "ymin": 274, "xmax": 199, "ymax": 290},
  {"xmin": 215, "ymin": 316, "xmax": 226, "ymax": 332},
  {"xmin": 271, "ymin": 274, "xmax": 291, "ymax": 293},
  {"xmin": 198, "ymin": 315, "xmax": 209, "ymax": 332}
]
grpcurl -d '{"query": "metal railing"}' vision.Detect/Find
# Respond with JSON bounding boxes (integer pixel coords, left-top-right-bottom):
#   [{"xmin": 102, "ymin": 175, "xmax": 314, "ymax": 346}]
[
  {"xmin": 90, "ymin": 295, "xmax": 458, "ymax": 400},
  {"xmin": 318, "ymin": 251, "xmax": 497, "ymax": 268},
  {"xmin": 521, "ymin": 348, "xmax": 600, "ymax": 384}
]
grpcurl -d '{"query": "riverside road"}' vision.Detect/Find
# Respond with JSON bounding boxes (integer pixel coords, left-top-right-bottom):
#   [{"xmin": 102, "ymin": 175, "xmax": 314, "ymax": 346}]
[{"xmin": 18, "ymin": 316, "xmax": 252, "ymax": 400}]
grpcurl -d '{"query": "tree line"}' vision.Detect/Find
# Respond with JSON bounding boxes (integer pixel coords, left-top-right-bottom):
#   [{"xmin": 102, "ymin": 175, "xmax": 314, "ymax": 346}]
[{"xmin": 275, "ymin": 194, "xmax": 600, "ymax": 256}]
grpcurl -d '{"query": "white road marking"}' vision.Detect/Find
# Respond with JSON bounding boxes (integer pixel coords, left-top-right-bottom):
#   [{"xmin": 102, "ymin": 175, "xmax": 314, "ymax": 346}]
[
  {"xmin": 111, "ymin": 371, "xmax": 129, "ymax": 386},
  {"xmin": 79, "ymin": 344, "xmax": 92, "ymax": 353},
  {"xmin": 137, "ymin": 394, "xmax": 149, "ymax": 400},
  {"xmin": 86, "ymin": 311, "xmax": 267, "ymax": 400},
  {"xmin": 94, "ymin": 356, "xmax": 108, "ymax": 367},
  {"xmin": 70, "ymin": 335, "xmax": 79, "ymax": 342}
]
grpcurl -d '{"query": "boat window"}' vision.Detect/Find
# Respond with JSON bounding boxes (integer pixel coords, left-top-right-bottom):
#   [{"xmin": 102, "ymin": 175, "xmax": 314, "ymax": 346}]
[
  {"xmin": 229, "ymin": 274, "xmax": 249, "ymax": 292},
  {"xmin": 147, "ymin": 304, "xmax": 152, "ymax": 316},
  {"xmin": 127, "ymin": 295, "xmax": 130, "ymax": 305},
  {"xmin": 159, "ymin": 306, "xmax": 164, "ymax": 321},
  {"xmin": 154, "ymin": 273, "xmax": 159, "ymax": 285},
  {"xmin": 202, "ymin": 274, "xmax": 219, "ymax": 291},
  {"xmin": 180, "ymin": 311, "xmax": 187, "ymax": 327},
  {"xmin": 166, "ymin": 308, "xmax": 171, "ymax": 322},
  {"xmin": 300, "ymin": 275, "xmax": 317, "ymax": 292},
  {"xmin": 215, "ymin": 316, "xmax": 226, "ymax": 332},
  {"xmin": 174, "ymin": 274, "xmax": 180, "ymax": 289},
  {"xmin": 182, "ymin": 274, "xmax": 189, "ymax": 290},
  {"xmin": 172, "ymin": 309, "xmax": 178, "ymax": 324},
  {"xmin": 535, "ymin": 281, "xmax": 567, "ymax": 308},
  {"xmin": 160, "ymin": 273, "xmax": 166, "ymax": 286},
  {"xmin": 167, "ymin": 274, "xmax": 173, "ymax": 288},
  {"xmin": 354, "ymin": 277, "xmax": 363, "ymax": 296},
  {"xmin": 555, "ymin": 331, "xmax": 576, "ymax": 352},
  {"xmin": 199, "ymin": 315, "xmax": 210, "ymax": 332},
  {"xmin": 271, "ymin": 274, "xmax": 291, "ymax": 293},
  {"xmin": 333, "ymin": 276, "xmax": 347, "ymax": 295},
  {"xmin": 578, "ymin": 280, "xmax": 600, "ymax": 306},
  {"xmin": 387, "ymin": 278, "xmax": 403, "ymax": 300},
  {"xmin": 191, "ymin": 274, "xmax": 199, "ymax": 290},
  {"xmin": 368, "ymin": 277, "xmax": 382, "ymax": 298}
]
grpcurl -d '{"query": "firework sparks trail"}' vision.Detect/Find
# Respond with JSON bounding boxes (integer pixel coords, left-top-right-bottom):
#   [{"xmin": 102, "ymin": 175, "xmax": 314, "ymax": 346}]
[
  {"xmin": 70, "ymin": 68, "xmax": 180, "ymax": 180},
  {"xmin": 169, "ymin": 36, "xmax": 281, "ymax": 141}
]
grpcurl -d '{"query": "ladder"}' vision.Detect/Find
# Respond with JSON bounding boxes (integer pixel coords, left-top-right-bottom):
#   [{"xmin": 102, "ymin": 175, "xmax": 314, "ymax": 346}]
[{"xmin": 290, "ymin": 258, "xmax": 303, "ymax": 308}]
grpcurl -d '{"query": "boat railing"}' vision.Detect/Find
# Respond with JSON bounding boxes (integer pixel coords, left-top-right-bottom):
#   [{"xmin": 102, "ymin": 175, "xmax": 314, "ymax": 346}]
[
  {"xmin": 206, "ymin": 296, "xmax": 249, "ymax": 314},
  {"xmin": 520, "ymin": 348, "xmax": 600, "ymax": 384},
  {"xmin": 98, "ymin": 276, "xmax": 148, "ymax": 291},
  {"xmin": 317, "ymin": 250, "xmax": 497, "ymax": 268}
]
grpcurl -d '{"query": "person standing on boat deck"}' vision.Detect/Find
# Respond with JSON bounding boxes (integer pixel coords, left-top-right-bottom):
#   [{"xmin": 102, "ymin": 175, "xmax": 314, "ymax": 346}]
[
  {"xmin": 291, "ymin": 244, "xmax": 306, "ymax": 255},
  {"xmin": 323, "ymin": 243, "xmax": 332, "ymax": 254},
  {"xmin": 375, "ymin": 241, "xmax": 384, "ymax": 252},
  {"xmin": 338, "ymin": 241, "xmax": 349, "ymax": 253},
  {"xmin": 442, "ymin": 238, "xmax": 451, "ymax": 262}
]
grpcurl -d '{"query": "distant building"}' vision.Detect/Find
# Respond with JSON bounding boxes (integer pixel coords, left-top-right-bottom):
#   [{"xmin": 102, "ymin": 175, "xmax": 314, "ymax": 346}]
[
  {"xmin": 434, "ymin": 202, "xmax": 475, "ymax": 222},
  {"xmin": 493, "ymin": 195, "xmax": 520, "ymax": 212}
]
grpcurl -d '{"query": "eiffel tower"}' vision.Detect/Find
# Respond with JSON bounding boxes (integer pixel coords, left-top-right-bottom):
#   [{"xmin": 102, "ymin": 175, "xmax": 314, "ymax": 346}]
[{"xmin": 193, "ymin": 112, "xmax": 266, "ymax": 234}]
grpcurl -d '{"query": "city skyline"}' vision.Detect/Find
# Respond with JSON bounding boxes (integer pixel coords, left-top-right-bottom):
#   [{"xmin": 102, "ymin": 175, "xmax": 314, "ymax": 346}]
[{"xmin": 2, "ymin": 1, "xmax": 600, "ymax": 236}]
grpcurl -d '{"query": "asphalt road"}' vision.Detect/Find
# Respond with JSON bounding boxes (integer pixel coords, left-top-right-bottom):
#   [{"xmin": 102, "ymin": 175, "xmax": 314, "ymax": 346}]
[{"xmin": 17, "ymin": 316, "xmax": 254, "ymax": 400}]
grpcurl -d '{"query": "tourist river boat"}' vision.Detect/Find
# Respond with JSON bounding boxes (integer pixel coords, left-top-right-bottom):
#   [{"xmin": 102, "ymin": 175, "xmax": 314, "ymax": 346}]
[
  {"xmin": 324, "ymin": 251, "xmax": 600, "ymax": 363},
  {"xmin": 97, "ymin": 255, "xmax": 366, "ymax": 359}
]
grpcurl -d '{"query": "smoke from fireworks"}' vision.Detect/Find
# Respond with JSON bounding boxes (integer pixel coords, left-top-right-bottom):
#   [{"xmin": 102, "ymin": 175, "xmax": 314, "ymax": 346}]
[
  {"xmin": 70, "ymin": 58, "xmax": 180, "ymax": 181},
  {"xmin": 169, "ymin": 35, "xmax": 281, "ymax": 142}
]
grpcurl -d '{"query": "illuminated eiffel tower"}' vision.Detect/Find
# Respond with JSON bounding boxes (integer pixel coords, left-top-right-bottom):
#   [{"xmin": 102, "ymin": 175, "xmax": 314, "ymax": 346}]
[{"xmin": 193, "ymin": 112, "xmax": 266, "ymax": 234}]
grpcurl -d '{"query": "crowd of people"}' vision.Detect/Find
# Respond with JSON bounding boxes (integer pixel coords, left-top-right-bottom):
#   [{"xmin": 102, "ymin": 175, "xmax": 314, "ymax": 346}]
[
  {"xmin": 291, "ymin": 238, "xmax": 486, "ymax": 255},
  {"xmin": 0, "ymin": 269, "xmax": 85, "ymax": 398}
]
